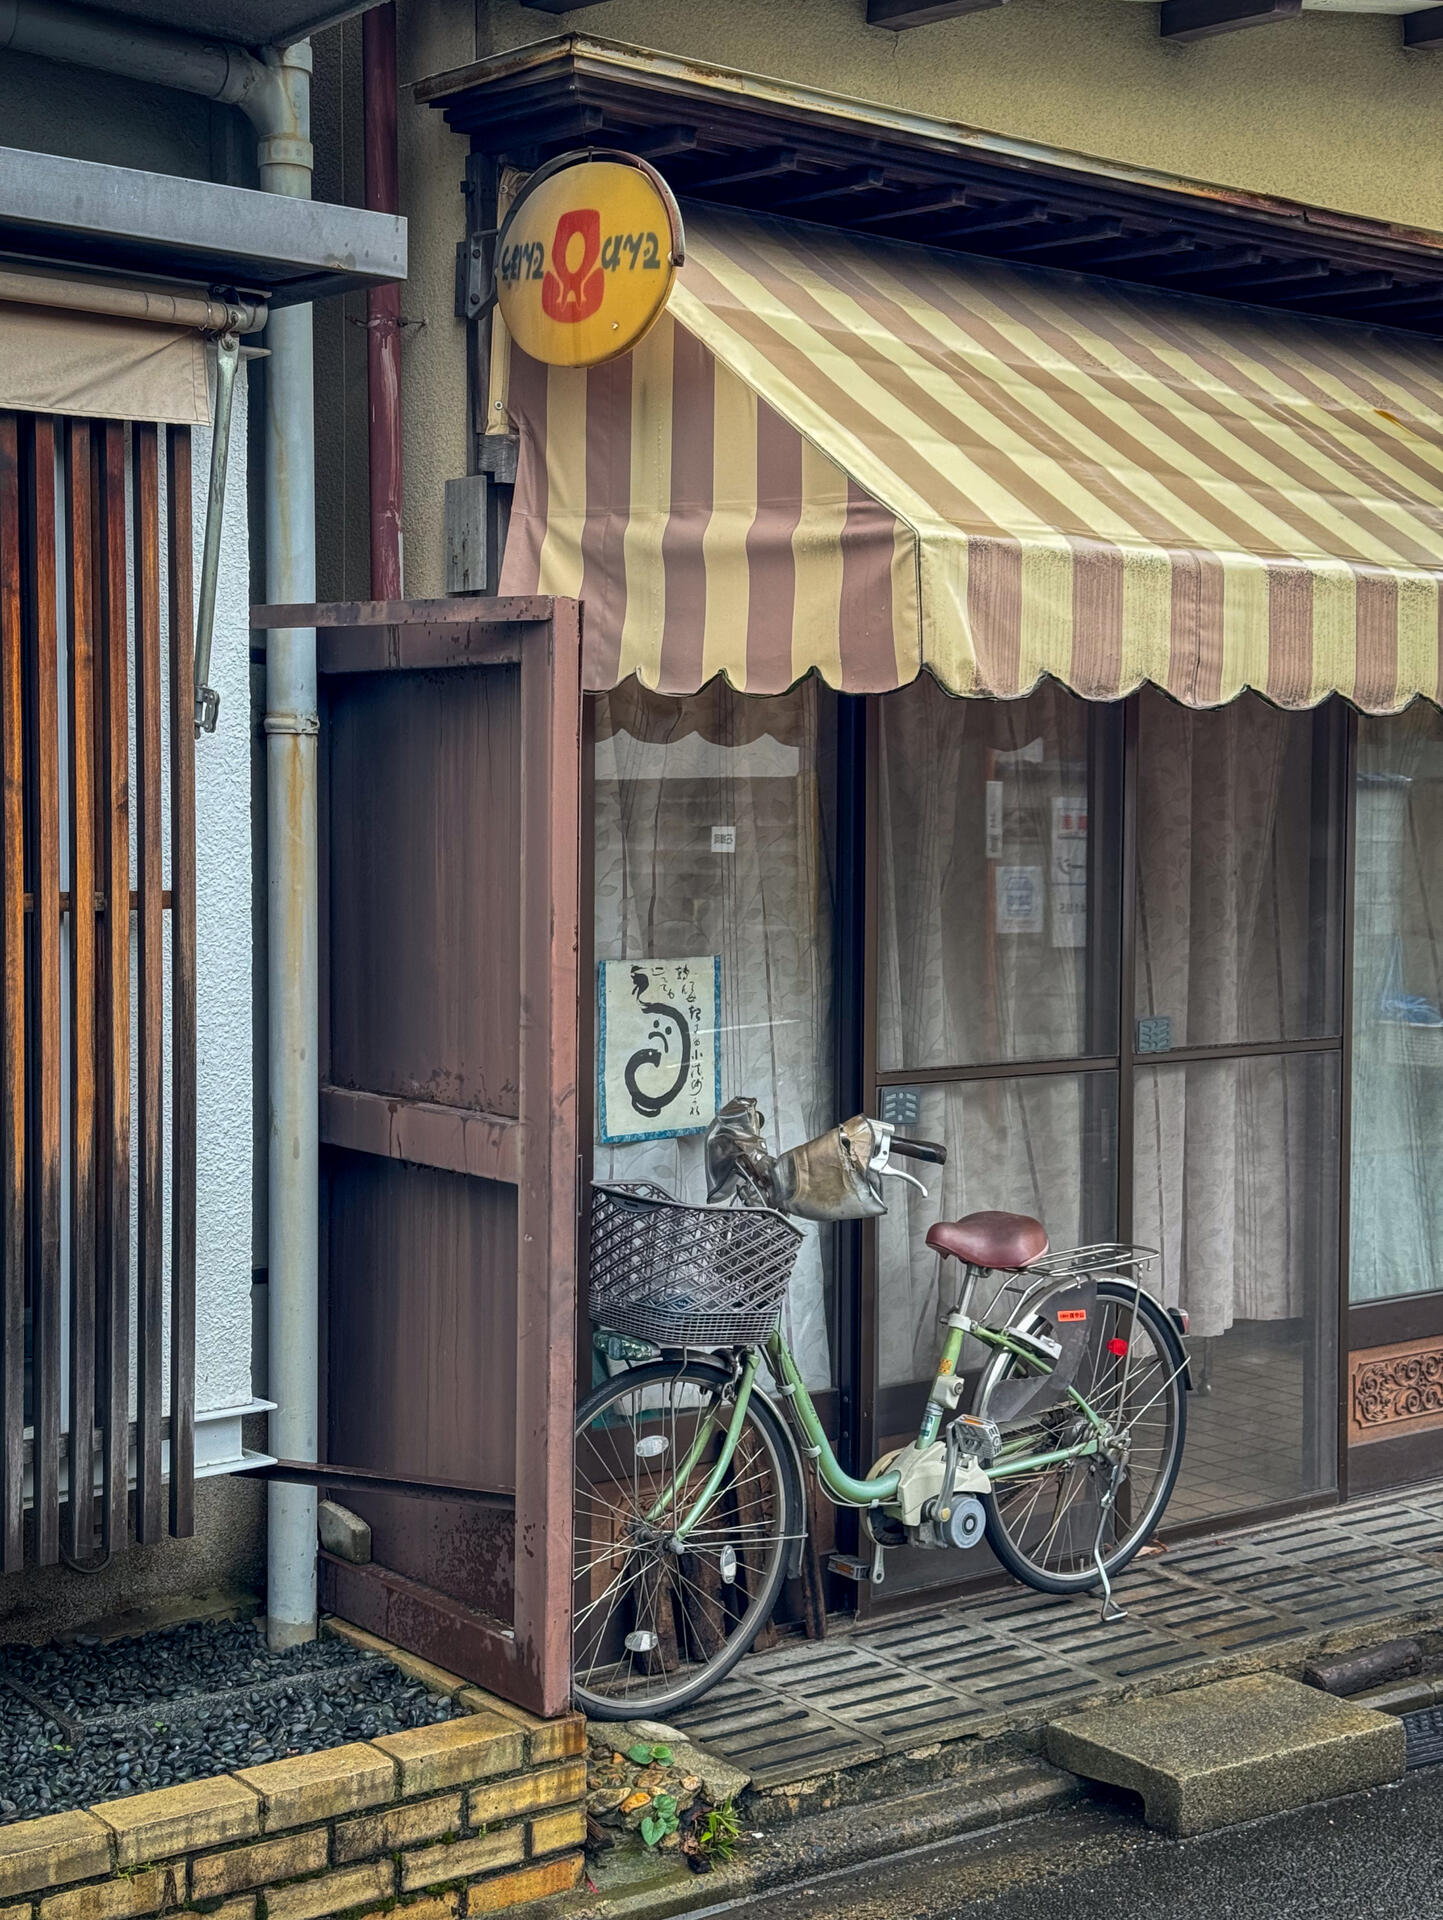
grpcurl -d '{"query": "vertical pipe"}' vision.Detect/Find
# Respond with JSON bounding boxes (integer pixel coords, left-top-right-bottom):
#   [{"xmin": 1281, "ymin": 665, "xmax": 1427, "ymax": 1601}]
[
  {"xmin": 260, "ymin": 40, "xmax": 320, "ymax": 1651},
  {"xmin": 363, "ymin": 3, "xmax": 403, "ymax": 600}
]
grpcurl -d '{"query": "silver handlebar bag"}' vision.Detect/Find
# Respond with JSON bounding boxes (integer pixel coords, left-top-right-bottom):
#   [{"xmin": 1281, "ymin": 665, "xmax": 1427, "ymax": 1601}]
[
  {"xmin": 771, "ymin": 1115, "xmax": 888, "ymax": 1222},
  {"xmin": 705, "ymin": 1096, "xmax": 779, "ymax": 1204}
]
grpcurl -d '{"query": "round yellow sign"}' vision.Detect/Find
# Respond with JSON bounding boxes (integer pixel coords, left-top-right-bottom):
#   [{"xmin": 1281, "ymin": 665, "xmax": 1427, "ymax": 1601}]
[{"xmin": 495, "ymin": 153, "xmax": 684, "ymax": 369}]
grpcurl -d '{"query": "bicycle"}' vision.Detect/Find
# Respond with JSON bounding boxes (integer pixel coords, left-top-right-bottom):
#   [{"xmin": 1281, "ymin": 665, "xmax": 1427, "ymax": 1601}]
[{"xmin": 573, "ymin": 1102, "xmax": 1189, "ymax": 1717}]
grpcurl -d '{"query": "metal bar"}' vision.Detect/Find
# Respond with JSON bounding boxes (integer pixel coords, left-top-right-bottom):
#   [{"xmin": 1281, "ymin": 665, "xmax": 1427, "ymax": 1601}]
[
  {"xmin": 0, "ymin": 266, "xmax": 262, "ymax": 335},
  {"xmin": 132, "ymin": 424, "xmax": 165, "ymax": 1545},
  {"xmin": 240, "ymin": 1458, "xmax": 516, "ymax": 1508},
  {"xmin": 767, "ymin": 1332, "xmax": 901, "ymax": 1508},
  {"xmin": 1337, "ymin": 706, "xmax": 1359, "ymax": 1500},
  {"xmin": 1117, "ymin": 697, "xmax": 1139, "ymax": 1245},
  {"xmin": 1132, "ymin": 1036, "xmax": 1343, "ymax": 1064},
  {"xmin": 167, "ymin": 425, "xmax": 197, "ymax": 1541},
  {"xmin": 63, "ymin": 420, "xmax": 97, "ymax": 1562},
  {"xmin": 364, "ymin": 0, "xmax": 404, "ymax": 601},
  {"xmin": 96, "ymin": 420, "xmax": 131, "ymax": 1558},
  {"xmin": 0, "ymin": 412, "xmax": 24, "ymax": 1572},
  {"xmin": 192, "ymin": 331, "xmax": 240, "ymax": 735},
  {"xmin": 511, "ymin": 597, "xmax": 581, "ymax": 1717},
  {"xmin": 28, "ymin": 416, "xmax": 61, "ymax": 1568},
  {"xmin": 876, "ymin": 1054, "xmax": 1119, "ymax": 1086}
]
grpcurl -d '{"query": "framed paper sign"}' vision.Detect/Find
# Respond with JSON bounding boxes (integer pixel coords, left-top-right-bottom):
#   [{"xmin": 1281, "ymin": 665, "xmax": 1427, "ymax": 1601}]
[{"xmin": 597, "ymin": 956, "xmax": 722, "ymax": 1145}]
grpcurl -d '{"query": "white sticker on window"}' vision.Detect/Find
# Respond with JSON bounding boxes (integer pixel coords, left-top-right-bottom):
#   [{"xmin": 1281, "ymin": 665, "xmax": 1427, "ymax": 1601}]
[{"xmin": 711, "ymin": 825, "xmax": 737, "ymax": 854}]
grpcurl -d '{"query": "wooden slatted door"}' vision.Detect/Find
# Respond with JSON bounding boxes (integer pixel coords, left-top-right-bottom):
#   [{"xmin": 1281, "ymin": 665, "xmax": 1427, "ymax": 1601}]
[
  {"xmin": 250, "ymin": 596, "xmax": 582, "ymax": 1719},
  {"xmin": 0, "ymin": 411, "xmax": 198, "ymax": 1571}
]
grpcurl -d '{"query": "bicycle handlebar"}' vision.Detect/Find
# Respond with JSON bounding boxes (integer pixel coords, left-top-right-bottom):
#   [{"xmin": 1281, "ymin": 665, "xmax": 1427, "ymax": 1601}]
[{"xmin": 887, "ymin": 1135, "xmax": 948, "ymax": 1166}]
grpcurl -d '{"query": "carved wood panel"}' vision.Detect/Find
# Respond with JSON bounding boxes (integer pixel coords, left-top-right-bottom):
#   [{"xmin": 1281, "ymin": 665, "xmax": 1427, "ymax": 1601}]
[{"xmin": 1348, "ymin": 1336, "xmax": 1443, "ymax": 1446}]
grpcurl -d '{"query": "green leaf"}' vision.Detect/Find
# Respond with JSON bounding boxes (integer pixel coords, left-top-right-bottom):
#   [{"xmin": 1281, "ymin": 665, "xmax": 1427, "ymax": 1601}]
[
  {"xmin": 652, "ymin": 1793, "xmax": 678, "ymax": 1816},
  {"xmin": 627, "ymin": 1743, "xmax": 656, "ymax": 1766},
  {"xmin": 640, "ymin": 1815, "xmax": 664, "ymax": 1847},
  {"xmin": 651, "ymin": 1743, "xmax": 674, "ymax": 1765}
]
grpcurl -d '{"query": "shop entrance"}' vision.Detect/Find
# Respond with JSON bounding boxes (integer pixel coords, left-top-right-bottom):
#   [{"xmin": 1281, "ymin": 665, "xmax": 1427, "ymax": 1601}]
[
  {"xmin": 585, "ymin": 678, "xmax": 1443, "ymax": 1616},
  {"xmin": 862, "ymin": 682, "xmax": 1348, "ymax": 1597}
]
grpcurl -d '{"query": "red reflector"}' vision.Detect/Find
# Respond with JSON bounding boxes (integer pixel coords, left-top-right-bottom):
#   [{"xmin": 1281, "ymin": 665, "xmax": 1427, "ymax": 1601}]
[{"xmin": 1107, "ymin": 1337, "xmax": 1129, "ymax": 1356}]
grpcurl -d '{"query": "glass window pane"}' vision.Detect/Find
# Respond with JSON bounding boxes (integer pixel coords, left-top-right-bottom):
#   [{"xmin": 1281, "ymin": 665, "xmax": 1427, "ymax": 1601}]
[
  {"xmin": 877, "ymin": 679, "xmax": 1116, "ymax": 1071},
  {"xmin": 1134, "ymin": 1051, "xmax": 1339, "ymax": 1524},
  {"xmin": 876, "ymin": 1072, "xmax": 1117, "ymax": 1388},
  {"xmin": 1135, "ymin": 690, "xmax": 1342, "ymax": 1050},
  {"xmin": 592, "ymin": 683, "xmax": 837, "ymax": 1388},
  {"xmin": 1352, "ymin": 708, "xmax": 1443, "ymax": 1304}
]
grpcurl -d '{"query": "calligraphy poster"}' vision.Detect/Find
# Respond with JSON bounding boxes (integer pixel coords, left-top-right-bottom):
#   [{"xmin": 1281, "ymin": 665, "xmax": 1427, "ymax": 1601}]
[{"xmin": 597, "ymin": 956, "xmax": 722, "ymax": 1144}]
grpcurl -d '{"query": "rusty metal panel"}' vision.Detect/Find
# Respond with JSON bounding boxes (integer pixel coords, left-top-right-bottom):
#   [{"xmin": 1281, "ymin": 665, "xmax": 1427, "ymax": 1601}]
[
  {"xmin": 327, "ymin": 665, "xmax": 522, "ymax": 1116},
  {"xmin": 326, "ymin": 1155, "xmax": 519, "ymax": 1495},
  {"xmin": 0, "ymin": 413, "xmax": 24, "ymax": 1573}
]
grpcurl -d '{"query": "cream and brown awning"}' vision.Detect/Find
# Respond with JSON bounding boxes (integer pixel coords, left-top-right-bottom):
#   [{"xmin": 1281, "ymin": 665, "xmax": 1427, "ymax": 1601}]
[{"xmin": 495, "ymin": 203, "xmax": 1443, "ymax": 710}]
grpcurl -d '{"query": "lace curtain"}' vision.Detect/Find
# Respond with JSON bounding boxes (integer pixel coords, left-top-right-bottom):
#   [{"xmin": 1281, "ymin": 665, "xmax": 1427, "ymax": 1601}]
[
  {"xmin": 875, "ymin": 680, "xmax": 1332, "ymax": 1382},
  {"xmin": 1351, "ymin": 707, "xmax": 1443, "ymax": 1304},
  {"xmin": 591, "ymin": 682, "xmax": 837, "ymax": 1388}
]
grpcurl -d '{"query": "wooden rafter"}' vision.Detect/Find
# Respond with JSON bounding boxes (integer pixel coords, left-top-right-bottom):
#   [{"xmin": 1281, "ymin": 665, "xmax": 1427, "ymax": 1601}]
[
  {"xmin": 866, "ymin": 0, "xmax": 1007, "ymax": 24},
  {"xmin": 1160, "ymin": 0, "xmax": 1301, "ymax": 41},
  {"xmin": 1404, "ymin": 5, "xmax": 1443, "ymax": 48}
]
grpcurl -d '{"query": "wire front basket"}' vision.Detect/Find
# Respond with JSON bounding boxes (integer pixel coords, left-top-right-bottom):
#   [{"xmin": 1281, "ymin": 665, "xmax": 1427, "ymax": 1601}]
[{"xmin": 588, "ymin": 1181, "xmax": 804, "ymax": 1348}]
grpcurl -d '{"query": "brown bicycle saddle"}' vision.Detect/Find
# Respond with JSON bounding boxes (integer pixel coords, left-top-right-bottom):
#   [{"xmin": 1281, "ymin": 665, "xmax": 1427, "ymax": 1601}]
[{"xmin": 925, "ymin": 1210, "xmax": 1049, "ymax": 1271}]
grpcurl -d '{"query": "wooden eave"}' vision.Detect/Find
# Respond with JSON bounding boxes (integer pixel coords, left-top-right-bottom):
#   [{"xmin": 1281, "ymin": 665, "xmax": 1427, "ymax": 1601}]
[{"xmin": 418, "ymin": 33, "xmax": 1443, "ymax": 332}]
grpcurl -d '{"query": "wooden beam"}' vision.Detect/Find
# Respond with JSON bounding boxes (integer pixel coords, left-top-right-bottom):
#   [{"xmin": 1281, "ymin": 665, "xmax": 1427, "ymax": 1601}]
[
  {"xmin": 319, "ymin": 1084, "xmax": 520, "ymax": 1184},
  {"xmin": 1160, "ymin": 0, "xmax": 1301, "ymax": 42},
  {"xmin": 773, "ymin": 166, "xmax": 889, "ymax": 209},
  {"xmin": 1404, "ymin": 6, "xmax": 1443, "ymax": 48},
  {"xmin": 867, "ymin": 0, "xmax": 1007, "ymax": 27}
]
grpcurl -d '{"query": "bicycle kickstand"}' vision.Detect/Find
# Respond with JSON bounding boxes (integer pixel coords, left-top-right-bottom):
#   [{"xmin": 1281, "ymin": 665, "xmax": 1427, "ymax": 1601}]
[{"xmin": 1091, "ymin": 1465, "xmax": 1128, "ymax": 1625}]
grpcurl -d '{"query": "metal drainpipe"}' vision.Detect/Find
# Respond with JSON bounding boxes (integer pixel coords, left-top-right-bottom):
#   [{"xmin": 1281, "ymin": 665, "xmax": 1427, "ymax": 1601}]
[
  {"xmin": 0, "ymin": 4, "xmax": 322, "ymax": 1648},
  {"xmin": 362, "ymin": 2, "xmax": 403, "ymax": 599},
  {"xmin": 256, "ymin": 42, "xmax": 321, "ymax": 1652}
]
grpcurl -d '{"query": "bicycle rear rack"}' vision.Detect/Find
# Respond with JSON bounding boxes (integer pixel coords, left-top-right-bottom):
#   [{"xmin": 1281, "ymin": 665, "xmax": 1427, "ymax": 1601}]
[{"xmin": 1023, "ymin": 1241, "xmax": 1159, "ymax": 1279}]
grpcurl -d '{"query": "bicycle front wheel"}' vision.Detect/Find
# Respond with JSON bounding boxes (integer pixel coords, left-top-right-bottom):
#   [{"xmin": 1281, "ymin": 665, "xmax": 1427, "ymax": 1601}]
[
  {"xmin": 975, "ymin": 1279, "xmax": 1187, "ymax": 1594},
  {"xmin": 572, "ymin": 1357, "xmax": 802, "ymax": 1718}
]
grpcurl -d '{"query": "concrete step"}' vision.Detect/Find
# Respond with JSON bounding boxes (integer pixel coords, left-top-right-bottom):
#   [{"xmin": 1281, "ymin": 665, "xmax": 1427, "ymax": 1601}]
[{"xmin": 1045, "ymin": 1671, "xmax": 1406, "ymax": 1836}]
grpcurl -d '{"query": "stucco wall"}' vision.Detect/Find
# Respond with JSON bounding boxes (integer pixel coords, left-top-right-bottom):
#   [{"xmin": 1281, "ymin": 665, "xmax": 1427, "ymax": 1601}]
[{"xmin": 388, "ymin": 0, "xmax": 1443, "ymax": 597}]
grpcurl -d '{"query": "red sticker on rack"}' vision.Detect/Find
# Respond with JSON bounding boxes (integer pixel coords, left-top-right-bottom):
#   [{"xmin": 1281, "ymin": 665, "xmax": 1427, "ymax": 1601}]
[{"xmin": 1056, "ymin": 1309, "xmax": 1087, "ymax": 1323}]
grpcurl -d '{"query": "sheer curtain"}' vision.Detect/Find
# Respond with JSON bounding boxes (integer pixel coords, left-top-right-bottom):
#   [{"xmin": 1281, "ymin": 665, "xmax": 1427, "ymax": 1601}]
[
  {"xmin": 1351, "ymin": 707, "xmax": 1443, "ymax": 1304},
  {"xmin": 875, "ymin": 679, "xmax": 1106, "ymax": 1386},
  {"xmin": 1132, "ymin": 691, "xmax": 1320, "ymax": 1339},
  {"xmin": 592, "ymin": 682, "xmax": 837, "ymax": 1387}
]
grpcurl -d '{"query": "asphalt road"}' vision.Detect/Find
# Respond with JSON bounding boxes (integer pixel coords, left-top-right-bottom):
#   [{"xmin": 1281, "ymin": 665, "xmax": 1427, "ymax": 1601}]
[{"xmin": 701, "ymin": 1764, "xmax": 1443, "ymax": 1920}]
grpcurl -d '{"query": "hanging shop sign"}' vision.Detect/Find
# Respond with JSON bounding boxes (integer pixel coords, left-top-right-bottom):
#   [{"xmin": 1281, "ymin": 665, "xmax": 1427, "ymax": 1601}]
[
  {"xmin": 495, "ymin": 151, "xmax": 684, "ymax": 369},
  {"xmin": 597, "ymin": 956, "xmax": 721, "ymax": 1145}
]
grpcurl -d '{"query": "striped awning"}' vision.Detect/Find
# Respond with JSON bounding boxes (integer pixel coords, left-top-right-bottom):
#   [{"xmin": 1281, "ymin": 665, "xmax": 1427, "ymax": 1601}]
[{"xmin": 495, "ymin": 203, "xmax": 1443, "ymax": 709}]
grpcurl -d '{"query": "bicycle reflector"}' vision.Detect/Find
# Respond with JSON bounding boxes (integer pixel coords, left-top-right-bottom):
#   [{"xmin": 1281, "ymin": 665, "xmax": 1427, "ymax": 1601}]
[{"xmin": 1107, "ymin": 1336, "xmax": 1129, "ymax": 1356}]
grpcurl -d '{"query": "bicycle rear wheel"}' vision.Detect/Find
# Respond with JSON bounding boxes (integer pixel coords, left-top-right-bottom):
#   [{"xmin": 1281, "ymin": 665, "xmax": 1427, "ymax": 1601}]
[
  {"xmin": 572, "ymin": 1356, "xmax": 802, "ymax": 1718},
  {"xmin": 975, "ymin": 1279, "xmax": 1186, "ymax": 1594}
]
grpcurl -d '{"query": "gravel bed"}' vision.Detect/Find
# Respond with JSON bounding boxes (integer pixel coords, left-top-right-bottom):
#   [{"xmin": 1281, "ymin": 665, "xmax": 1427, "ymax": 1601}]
[{"xmin": 0, "ymin": 1621, "xmax": 461, "ymax": 1824}]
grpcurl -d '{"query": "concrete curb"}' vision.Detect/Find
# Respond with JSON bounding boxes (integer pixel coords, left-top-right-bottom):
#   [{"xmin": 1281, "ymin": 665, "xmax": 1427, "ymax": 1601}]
[{"xmin": 547, "ymin": 1761, "xmax": 1079, "ymax": 1920}]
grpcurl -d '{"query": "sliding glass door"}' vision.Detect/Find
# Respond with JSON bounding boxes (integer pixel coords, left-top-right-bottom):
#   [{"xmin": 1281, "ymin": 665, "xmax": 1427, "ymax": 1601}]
[{"xmin": 864, "ymin": 684, "xmax": 1344, "ymax": 1593}]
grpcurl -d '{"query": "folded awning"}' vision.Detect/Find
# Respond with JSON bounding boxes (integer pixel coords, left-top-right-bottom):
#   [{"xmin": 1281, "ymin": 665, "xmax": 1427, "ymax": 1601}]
[
  {"xmin": 495, "ymin": 203, "xmax": 1443, "ymax": 710},
  {"xmin": 0, "ymin": 302, "xmax": 211, "ymax": 425}
]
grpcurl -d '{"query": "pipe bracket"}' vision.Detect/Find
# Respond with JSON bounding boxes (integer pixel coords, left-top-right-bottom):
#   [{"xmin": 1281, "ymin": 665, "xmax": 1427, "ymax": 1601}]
[{"xmin": 264, "ymin": 712, "xmax": 320, "ymax": 737}]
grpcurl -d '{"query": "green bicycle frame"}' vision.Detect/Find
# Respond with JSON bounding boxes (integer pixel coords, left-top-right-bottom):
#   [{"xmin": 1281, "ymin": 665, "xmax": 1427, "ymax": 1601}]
[{"xmin": 652, "ymin": 1311, "xmax": 1106, "ymax": 1547}]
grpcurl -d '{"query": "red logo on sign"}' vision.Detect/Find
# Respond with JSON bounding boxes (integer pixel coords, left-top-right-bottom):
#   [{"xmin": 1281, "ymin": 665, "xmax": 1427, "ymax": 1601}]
[{"xmin": 543, "ymin": 208, "xmax": 604, "ymax": 323}]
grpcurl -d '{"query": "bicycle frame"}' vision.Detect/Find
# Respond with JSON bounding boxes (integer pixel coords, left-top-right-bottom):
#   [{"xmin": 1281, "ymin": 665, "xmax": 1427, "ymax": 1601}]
[{"xmin": 656, "ymin": 1311, "xmax": 1107, "ymax": 1550}]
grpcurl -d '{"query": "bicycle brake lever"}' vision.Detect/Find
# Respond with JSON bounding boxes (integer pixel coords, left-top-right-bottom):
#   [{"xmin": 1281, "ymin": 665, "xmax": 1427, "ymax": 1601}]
[{"xmin": 877, "ymin": 1165, "xmax": 928, "ymax": 1198}]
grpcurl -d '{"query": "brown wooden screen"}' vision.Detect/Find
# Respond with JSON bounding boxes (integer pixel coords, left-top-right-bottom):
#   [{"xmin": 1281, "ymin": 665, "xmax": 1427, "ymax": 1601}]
[
  {"xmin": 250, "ymin": 596, "xmax": 581, "ymax": 1718},
  {"xmin": 0, "ymin": 411, "xmax": 197, "ymax": 1571}
]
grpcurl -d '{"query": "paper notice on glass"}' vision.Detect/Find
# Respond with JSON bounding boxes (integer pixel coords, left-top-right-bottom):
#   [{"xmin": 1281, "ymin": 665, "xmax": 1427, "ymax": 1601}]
[
  {"xmin": 985, "ymin": 780, "xmax": 1003, "ymax": 860},
  {"xmin": 996, "ymin": 864, "xmax": 1044, "ymax": 935},
  {"xmin": 597, "ymin": 955, "xmax": 721, "ymax": 1144},
  {"xmin": 1051, "ymin": 795, "xmax": 1087, "ymax": 947}
]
